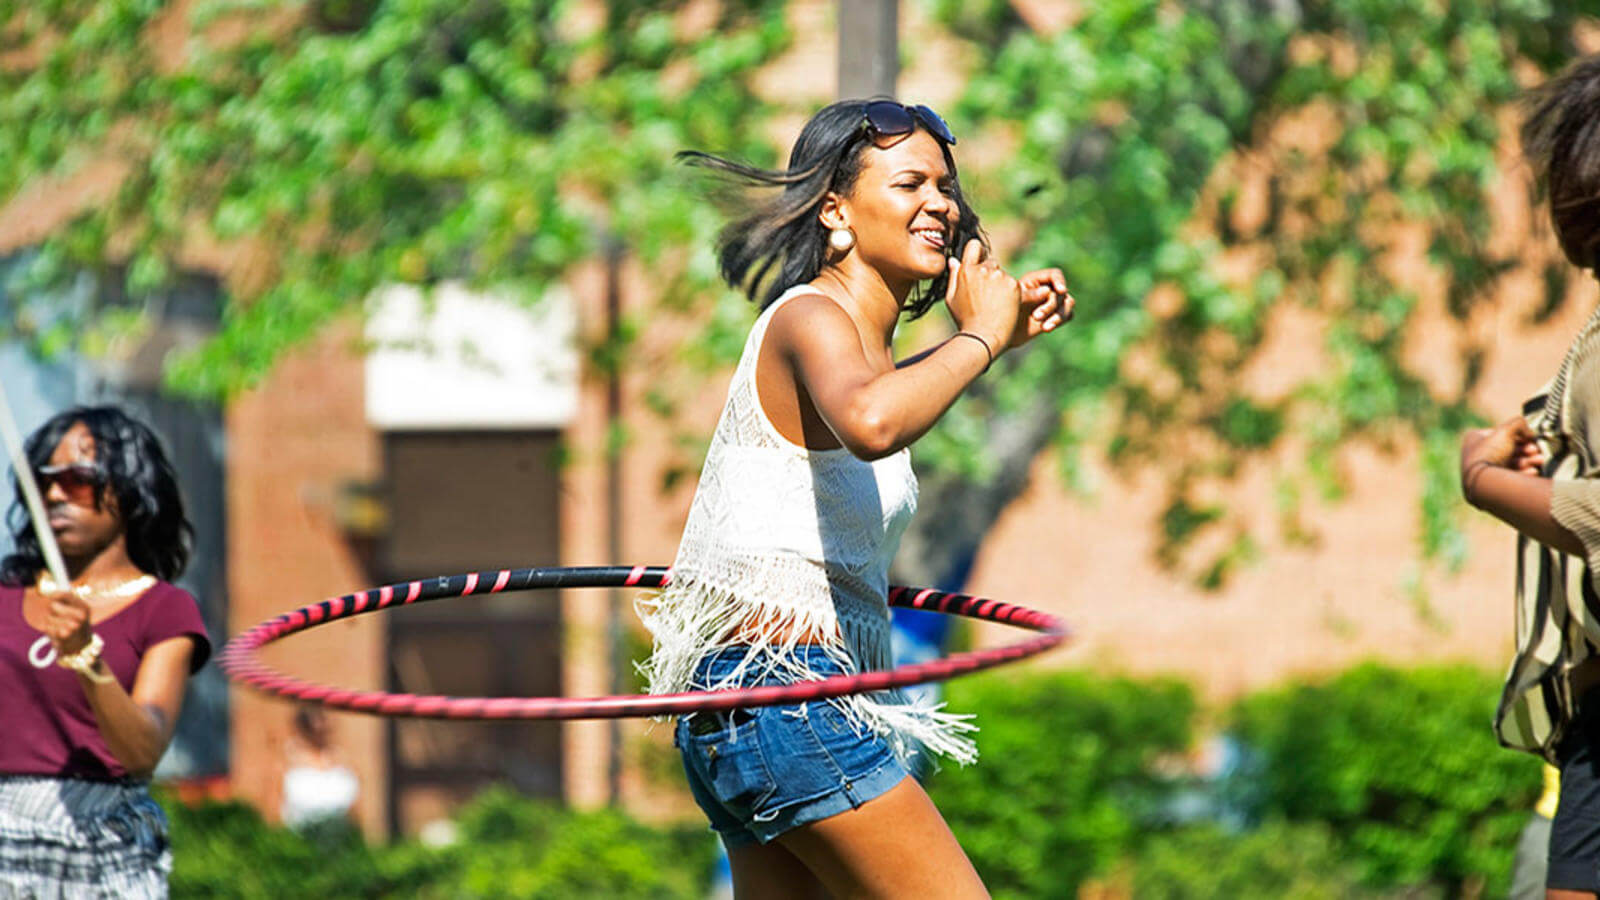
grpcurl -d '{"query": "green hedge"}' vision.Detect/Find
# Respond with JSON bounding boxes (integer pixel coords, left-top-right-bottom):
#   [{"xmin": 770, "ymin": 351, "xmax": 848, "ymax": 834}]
[
  {"xmin": 1130, "ymin": 821, "xmax": 1370, "ymax": 899},
  {"xmin": 164, "ymin": 787, "xmax": 716, "ymax": 899},
  {"xmin": 1229, "ymin": 663, "xmax": 1541, "ymax": 895},
  {"xmin": 928, "ymin": 670, "xmax": 1197, "ymax": 897},
  {"xmin": 164, "ymin": 663, "xmax": 1541, "ymax": 898},
  {"xmin": 926, "ymin": 663, "xmax": 1542, "ymax": 899}
]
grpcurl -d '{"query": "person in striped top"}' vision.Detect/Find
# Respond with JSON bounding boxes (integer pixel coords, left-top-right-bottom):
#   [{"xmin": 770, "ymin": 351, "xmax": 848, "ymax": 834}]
[{"xmin": 1463, "ymin": 55, "xmax": 1600, "ymax": 899}]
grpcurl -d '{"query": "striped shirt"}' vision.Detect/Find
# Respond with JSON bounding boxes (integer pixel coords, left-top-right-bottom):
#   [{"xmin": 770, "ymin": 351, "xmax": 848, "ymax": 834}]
[{"xmin": 1496, "ymin": 302, "xmax": 1600, "ymax": 762}]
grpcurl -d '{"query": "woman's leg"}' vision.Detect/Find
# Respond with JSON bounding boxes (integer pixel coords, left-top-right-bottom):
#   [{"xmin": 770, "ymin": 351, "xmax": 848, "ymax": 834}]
[
  {"xmin": 729, "ymin": 840, "xmax": 830, "ymax": 899},
  {"xmin": 775, "ymin": 775, "xmax": 987, "ymax": 900}
]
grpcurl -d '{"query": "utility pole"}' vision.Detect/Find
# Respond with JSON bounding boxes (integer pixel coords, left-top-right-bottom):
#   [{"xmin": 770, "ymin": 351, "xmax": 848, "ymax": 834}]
[
  {"xmin": 603, "ymin": 232, "xmax": 625, "ymax": 807},
  {"xmin": 837, "ymin": 0, "xmax": 898, "ymax": 99}
]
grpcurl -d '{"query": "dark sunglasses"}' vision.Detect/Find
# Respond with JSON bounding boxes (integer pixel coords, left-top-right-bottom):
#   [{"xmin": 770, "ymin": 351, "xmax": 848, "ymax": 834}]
[
  {"xmin": 35, "ymin": 463, "xmax": 107, "ymax": 505},
  {"xmin": 860, "ymin": 100, "xmax": 957, "ymax": 146}
]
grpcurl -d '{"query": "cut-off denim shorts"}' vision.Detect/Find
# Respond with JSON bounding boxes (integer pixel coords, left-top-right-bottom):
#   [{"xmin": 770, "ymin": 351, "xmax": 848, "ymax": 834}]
[{"xmin": 675, "ymin": 646, "xmax": 909, "ymax": 849}]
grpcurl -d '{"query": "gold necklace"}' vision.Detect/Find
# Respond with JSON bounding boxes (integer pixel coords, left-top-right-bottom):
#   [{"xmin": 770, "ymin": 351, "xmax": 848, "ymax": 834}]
[{"xmin": 37, "ymin": 573, "xmax": 156, "ymax": 601}]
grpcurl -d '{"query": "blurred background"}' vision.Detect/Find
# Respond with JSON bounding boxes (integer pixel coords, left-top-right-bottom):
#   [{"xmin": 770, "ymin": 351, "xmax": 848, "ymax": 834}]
[{"xmin": 3, "ymin": 0, "xmax": 1597, "ymax": 896}]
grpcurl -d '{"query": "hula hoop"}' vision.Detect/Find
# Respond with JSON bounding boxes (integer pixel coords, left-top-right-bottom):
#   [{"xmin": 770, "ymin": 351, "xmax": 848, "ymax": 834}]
[{"xmin": 219, "ymin": 566, "xmax": 1069, "ymax": 720}]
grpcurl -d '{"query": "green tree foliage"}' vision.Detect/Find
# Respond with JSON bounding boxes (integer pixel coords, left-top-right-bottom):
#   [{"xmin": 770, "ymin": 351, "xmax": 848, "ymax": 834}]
[
  {"xmin": 1229, "ymin": 663, "xmax": 1541, "ymax": 894},
  {"xmin": 916, "ymin": 0, "xmax": 1588, "ymax": 586},
  {"xmin": 0, "ymin": 0, "xmax": 787, "ymax": 395},
  {"xmin": 3, "ymin": 1, "xmax": 1594, "ymax": 585},
  {"xmin": 164, "ymin": 786, "xmax": 717, "ymax": 898}
]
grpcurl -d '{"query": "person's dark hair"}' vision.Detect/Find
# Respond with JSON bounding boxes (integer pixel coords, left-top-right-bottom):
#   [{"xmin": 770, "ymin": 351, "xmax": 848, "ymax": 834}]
[
  {"xmin": 1523, "ymin": 54, "xmax": 1600, "ymax": 271},
  {"xmin": 293, "ymin": 704, "xmax": 331, "ymax": 750},
  {"xmin": 2, "ymin": 405, "xmax": 193, "ymax": 585},
  {"xmin": 680, "ymin": 98, "xmax": 985, "ymax": 317}
]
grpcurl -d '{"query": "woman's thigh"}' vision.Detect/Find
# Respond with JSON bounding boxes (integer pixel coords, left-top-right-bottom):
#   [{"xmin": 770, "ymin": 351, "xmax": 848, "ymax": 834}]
[
  {"xmin": 729, "ymin": 840, "xmax": 830, "ymax": 899},
  {"xmin": 776, "ymin": 775, "xmax": 988, "ymax": 900}
]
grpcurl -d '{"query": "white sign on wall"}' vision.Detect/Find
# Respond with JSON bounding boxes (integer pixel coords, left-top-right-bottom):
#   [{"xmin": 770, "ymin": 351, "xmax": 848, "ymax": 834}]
[{"xmin": 364, "ymin": 282, "xmax": 578, "ymax": 430}]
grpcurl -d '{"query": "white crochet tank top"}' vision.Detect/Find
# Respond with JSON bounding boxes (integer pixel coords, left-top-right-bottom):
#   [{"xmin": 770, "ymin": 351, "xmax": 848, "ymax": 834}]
[{"xmin": 637, "ymin": 286, "xmax": 976, "ymax": 764}]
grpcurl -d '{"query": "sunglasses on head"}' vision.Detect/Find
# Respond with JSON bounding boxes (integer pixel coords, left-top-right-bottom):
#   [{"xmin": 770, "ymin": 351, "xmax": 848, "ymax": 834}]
[
  {"xmin": 35, "ymin": 463, "xmax": 107, "ymax": 506},
  {"xmin": 860, "ymin": 100, "xmax": 957, "ymax": 146}
]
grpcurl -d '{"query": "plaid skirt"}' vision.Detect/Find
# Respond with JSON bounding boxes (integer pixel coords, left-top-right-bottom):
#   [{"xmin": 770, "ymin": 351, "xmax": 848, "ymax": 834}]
[{"xmin": 0, "ymin": 775, "xmax": 169, "ymax": 899}]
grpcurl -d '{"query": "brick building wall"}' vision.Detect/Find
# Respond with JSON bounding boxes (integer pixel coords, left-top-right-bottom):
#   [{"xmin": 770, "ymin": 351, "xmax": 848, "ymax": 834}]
[{"xmin": 224, "ymin": 325, "xmax": 389, "ymax": 835}]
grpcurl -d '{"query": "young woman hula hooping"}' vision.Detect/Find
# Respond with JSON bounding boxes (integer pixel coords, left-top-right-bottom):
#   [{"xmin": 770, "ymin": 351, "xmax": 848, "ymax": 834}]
[{"xmin": 637, "ymin": 99, "xmax": 1072, "ymax": 898}]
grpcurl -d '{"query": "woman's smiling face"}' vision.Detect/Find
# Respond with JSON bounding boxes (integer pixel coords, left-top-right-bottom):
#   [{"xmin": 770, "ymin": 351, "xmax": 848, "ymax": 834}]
[{"xmin": 829, "ymin": 129, "xmax": 959, "ymax": 288}]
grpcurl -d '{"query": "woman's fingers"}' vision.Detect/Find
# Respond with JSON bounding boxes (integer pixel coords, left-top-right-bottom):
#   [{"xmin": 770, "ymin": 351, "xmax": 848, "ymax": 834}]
[
  {"xmin": 46, "ymin": 594, "xmax": 92, "ymax": 646},
  {"xmin": 944, "ymin": 256, "xmax": 962, "ymax": 305},
  {"xmin": 961, "ymin": 238, "xmax": 985, "ymax": 269},
  {"xmin": 1031, "ymin": 292, "xmax": 1076, "ymax": 330},
  {"xmin": 1015, "ymin": 268, "xmax": 1072, "ymax": 326},
  {"xmin": 1033, "ymin": 268, "xmax": 1067, "ymax": 296},
  {"xmin": 49, "ymin": 599, "xmax": 84, "ymax": 623},
  {"xmin": 1515, "ymin": 439, "xmax": 1546, "ymax": 474},
  {"xmin": 1505, "ymin": 415, "xmax": 1537, "ymax": 442}
]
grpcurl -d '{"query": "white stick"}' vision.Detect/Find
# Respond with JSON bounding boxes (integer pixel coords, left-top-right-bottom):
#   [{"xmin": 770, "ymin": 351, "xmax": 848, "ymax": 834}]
[{"xmin": 0, "ymin": 384, "xmax": 70, "ymax": 587}]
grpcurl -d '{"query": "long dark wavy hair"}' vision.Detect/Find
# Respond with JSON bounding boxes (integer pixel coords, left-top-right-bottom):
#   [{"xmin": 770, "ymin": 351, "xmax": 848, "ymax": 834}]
[
  {"xmin": 680, "ymin": 98, "xmax": 986, "ymax": 318},
  {"xmin": 1523, "ymin": 54, "xmax": 1600, "ymax": 271},
  {"xmin": 2, "ymin": 406, "xmax": 192, "ymax": 585}
]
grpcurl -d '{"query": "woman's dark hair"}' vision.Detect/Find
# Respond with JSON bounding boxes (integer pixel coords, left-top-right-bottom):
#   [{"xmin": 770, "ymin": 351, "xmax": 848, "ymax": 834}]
[
  {"xmin": 680, "ymin": 98, "xmax": 985, "ymax": 317},
  {"xmin": 1523, "ymin": 54, "xmax": 1600, "ymax": 270},
  {"xmin": 2, "ymin": 405, "xmax": 193, "ymax": 585}
]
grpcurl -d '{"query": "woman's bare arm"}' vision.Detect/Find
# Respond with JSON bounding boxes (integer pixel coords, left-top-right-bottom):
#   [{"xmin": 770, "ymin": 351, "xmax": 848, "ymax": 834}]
[
  {"xmin": 78, "ymin": 637, "xmax": 194, "ymax": 778},
  {"xmin": 1462, "ymin": 416, "xmax": 1586, "ymax": 556},
  {"xmin": 769, "ymin": 295, "xmax": 992, "ymax": 459},
  {"xmin": 1465, "ymin": 465, "xmax": 1586, "ymax": 556},
  {"xmin": 46, "ymin": 590, "xmax": 194, "ymax": 778}
]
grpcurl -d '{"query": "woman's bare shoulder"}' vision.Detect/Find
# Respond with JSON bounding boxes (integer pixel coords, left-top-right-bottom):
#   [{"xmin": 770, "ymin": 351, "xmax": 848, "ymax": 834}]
[{"xmin": 766, "ymin": 290, "xmax": 854, "ymax": 351}]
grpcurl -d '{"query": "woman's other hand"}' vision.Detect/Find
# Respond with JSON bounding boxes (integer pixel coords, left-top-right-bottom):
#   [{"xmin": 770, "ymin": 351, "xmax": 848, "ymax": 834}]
[
  {"xmin": 943, "ymin": 239, "xmax": 1020, "ymax": 355},
  {"xmin": 1009, "ymin": 267, "xmax": 1073, "ymax": 349},
  {"xmin": 1458, "ymin": 414, "xmax": 1585, "ymax": 556},
  {"xmin": 1461, "ymin": 415, "xmax": 1538, "ymax": 498}
]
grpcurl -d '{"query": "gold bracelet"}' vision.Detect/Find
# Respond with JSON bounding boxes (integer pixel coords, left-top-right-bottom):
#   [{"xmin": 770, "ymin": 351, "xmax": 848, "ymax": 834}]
[{"xmin": 57, "ymin": 633, "xmax": 115, "ymax": 685}]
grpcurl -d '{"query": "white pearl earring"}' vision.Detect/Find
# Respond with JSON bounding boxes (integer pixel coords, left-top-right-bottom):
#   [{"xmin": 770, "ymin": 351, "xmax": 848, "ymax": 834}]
[{"xmin": 828, "ymin": 227, "xmax": 855, "ymax": 253}]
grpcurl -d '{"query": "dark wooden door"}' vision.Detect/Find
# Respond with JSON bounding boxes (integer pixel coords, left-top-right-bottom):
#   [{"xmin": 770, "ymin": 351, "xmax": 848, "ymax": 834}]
[{"xmin": 381, "ymin": 430, "xmax": 564, "ymax": 835}]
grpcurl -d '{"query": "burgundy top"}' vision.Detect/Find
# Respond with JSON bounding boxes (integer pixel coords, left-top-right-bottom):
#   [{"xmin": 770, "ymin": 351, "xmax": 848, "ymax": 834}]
[{"xmin": 0, "ymin": 580, "xmax": 210, "ymax": 780}]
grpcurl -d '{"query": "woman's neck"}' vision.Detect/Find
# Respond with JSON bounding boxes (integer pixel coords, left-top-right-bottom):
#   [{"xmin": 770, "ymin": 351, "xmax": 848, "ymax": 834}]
[
  {"xmin": 813, "ymin": 262, "xmax": 909, "ymax": 345},
  {"xmin": 60, "ymin": 540, "xmax": 140, "ymax": 586}
]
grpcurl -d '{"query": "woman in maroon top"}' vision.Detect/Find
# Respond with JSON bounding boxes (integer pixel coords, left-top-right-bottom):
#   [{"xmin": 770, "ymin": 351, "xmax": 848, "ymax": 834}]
[{"xmin": 0, "ymin": 406, "xmax": 209, "ymax": 898}]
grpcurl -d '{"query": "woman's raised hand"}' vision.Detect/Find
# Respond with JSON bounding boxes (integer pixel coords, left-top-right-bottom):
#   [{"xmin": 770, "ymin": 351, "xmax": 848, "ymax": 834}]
[
  {"xmin": 943, "ymin": 238, "xmax": 1020, "ymax": 354},
  {"xmin": 1009, "ymin": 268, "xmax": 1073, "ymax": 349},
  {"xmin": 42, "ymin": 587, "xmax": 93, "ymax": 657}
]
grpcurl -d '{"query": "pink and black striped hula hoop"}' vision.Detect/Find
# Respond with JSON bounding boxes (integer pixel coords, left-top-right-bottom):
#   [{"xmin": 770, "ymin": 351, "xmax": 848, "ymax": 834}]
[{"xmin": 218, "ymin": 565, "xmax": 1070, "ymax": 720}]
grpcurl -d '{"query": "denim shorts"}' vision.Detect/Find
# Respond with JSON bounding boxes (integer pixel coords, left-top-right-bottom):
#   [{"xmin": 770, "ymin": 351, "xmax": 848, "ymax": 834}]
[{"xmin": 675, "ymin": 646, "xmax": 909, "ymax": 849}]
